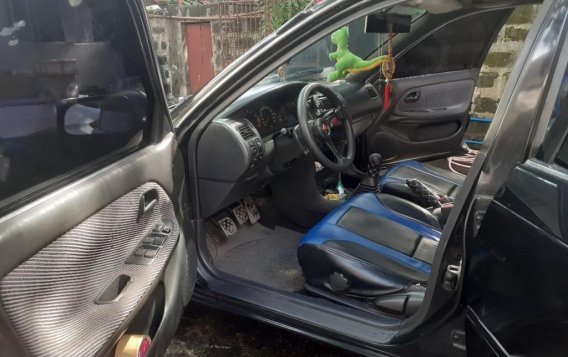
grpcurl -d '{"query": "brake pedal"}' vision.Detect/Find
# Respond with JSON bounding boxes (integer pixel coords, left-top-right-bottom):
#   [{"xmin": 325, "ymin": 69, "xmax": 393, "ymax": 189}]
[
  {"xmin": 243, "ymin": 196, "xmax": 260, "ymax": 224},
  {"xmin": 231, "ymin": 202, "xmax": 249, "ymax": 225}
]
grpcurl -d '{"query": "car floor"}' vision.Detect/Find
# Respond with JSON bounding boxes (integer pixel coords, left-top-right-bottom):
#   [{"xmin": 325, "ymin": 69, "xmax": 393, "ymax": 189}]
[{"xmin": 206, "ymin": 222, "xmax": 305, "ymax": 292}]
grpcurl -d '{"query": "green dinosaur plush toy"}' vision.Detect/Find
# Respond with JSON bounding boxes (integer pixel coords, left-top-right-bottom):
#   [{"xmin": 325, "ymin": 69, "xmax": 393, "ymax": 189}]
[{"xmin": 327, "ymin": 27, "xmax": 387, "ymax": 82}]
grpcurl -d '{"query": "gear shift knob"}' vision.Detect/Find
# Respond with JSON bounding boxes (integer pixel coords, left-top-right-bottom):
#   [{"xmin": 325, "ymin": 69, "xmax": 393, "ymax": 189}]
[
  {"xmin": 355, "ymin": 153, "xmax": 382, "ymax": 194},
  {"xmin": 368, "ymin": 153, "xmax": 382, "ymax": 178}
]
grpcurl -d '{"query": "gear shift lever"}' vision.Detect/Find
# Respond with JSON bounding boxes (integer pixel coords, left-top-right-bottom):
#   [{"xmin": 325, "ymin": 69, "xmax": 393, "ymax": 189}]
[
  {"xmin": 355, "ymin": 153, "xmax": 383, "ymax": 194},
  {"xmin": 367, "ymin": 153, "xmax": 383, "ymax": 178}
]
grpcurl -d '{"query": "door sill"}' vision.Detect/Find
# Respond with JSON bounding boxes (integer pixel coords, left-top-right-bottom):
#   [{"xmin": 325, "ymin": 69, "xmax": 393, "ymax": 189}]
[{"xmin": 195, "ymin": 269, "xmax": 404, "ymax": 351}]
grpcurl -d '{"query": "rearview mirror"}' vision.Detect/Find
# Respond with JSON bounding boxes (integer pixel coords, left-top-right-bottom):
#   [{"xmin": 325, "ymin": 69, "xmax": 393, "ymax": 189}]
[{"xmin": 365, "ymin": 13, "xmax": 412, "ymax": 33}]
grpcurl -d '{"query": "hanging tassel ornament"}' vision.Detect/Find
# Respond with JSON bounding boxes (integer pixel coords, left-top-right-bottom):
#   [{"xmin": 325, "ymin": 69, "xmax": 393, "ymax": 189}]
[
  {"xmin": 381, "ymin": 24, "xmax": 395, "ymax": 111},
  {"xmin": 384, "ymin": 81, "xmax": 390, "ymax": 110}
]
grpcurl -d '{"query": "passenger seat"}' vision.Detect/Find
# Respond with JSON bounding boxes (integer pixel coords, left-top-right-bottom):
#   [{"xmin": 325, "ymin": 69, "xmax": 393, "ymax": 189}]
[
  {"xmin": 380, "ymin": 160, "xmax": 464, "ymax": 207},
  {"xmin": 298, "ymin": 192, "xmax": 442, "ymax": 316}
]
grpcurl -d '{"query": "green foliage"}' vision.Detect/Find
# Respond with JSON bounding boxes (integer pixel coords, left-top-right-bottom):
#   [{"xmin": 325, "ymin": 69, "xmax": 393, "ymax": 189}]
[
  {"xmin": 269, "ymin": 0, "xmax": 311, "ymax": 30},
  {"xmin": 258, "ymin": 0, "xmax": 311, "ymax": 34}
]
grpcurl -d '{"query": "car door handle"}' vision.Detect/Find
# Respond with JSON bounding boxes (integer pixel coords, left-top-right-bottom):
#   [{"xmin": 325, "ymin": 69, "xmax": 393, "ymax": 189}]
[
  {"xmin": 94, "ymin": 275, "xmax": 131, "ymax": 304},
  {"xmin": 405, "ymin": 91, "xmax": 420, "ymax": 103},
  {"xmin": 138, "ymin": 189, "xmax": 159, "ymax": 221}
]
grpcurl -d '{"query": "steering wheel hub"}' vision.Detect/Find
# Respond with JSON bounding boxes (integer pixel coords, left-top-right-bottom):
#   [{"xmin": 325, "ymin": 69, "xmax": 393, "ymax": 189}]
[
  {"xmin": 319, "ymin": 119, "xmax": 331, "ymax": 136},
  {"xmin": 296, "ymin": 83, "xmax": 356, "ymax": 171}
]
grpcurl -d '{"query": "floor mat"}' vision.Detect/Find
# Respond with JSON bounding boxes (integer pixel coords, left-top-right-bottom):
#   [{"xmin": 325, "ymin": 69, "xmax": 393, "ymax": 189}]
[{"xmin": 209, "ymin": 224, "xmax": 305, "ymax": 292}]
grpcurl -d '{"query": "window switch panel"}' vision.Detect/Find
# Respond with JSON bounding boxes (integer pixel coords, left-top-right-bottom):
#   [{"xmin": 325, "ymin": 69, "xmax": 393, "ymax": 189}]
[
  {"xmin": 152, "ymin": 220, "xmax": 173, "ymax": 234},
  {"xmin": 153, "ymin": 236, "xmax": 166, "ymax": 246},
  {"xmin": 144, "ymin": 248, "xmax": 158, "ymax": 259},
  {"xmin": 126, "ymin": 244, "xmax": 162, "ymax": 265}
]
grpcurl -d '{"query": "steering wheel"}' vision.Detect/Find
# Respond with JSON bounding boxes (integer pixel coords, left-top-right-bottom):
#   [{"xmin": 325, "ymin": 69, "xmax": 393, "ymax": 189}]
[{"xmin": 297, "ymin": 83, "xmax": 355, "ymax": 171}]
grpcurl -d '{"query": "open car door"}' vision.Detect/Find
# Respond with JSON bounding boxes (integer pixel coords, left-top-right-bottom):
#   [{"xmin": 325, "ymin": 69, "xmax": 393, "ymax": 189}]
[
  {"xmin": 0, "ymin": 0, "xmax": 195, "ymax": 356},
  {"xmin": 364, "ymin": 8, "xmax": 512, "ymax": 164},
  {"xmin": 462, "ymin": 2, "xmax": 568, "ymax": 355}
]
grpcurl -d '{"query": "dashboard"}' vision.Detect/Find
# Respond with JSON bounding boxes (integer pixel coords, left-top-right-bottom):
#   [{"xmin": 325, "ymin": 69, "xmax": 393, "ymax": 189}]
[{"xmin": 197, "ymin": 80, "xmax": 383, "ymax": 217}]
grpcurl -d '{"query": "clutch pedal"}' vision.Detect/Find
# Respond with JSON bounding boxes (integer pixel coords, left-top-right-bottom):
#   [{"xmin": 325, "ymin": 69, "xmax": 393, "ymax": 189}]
[{"xmin": 215, "ymin": 216, "xmax": 238, "ymax": 237}]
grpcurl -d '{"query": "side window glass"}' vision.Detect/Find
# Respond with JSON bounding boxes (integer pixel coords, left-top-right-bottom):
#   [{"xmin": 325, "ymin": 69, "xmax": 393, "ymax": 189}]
[
  {"xmin": 395, "ymin": 5, "xmax": 539, "ymax": 149},
  {"xmin": 0, "ymin": 0, "xmax": 153, "ymax": 203},
  {"xmin": 555, "ymin": 137, "xmax": 568, "ymax": 169},
  {"xmin": 395, "ymin": 10, "xmax": 512, "ymax": 78},
  {"xmin": 466, "ymin": 5, "xmax": 540, "ymax": 148},
  {"xmin": 543, "ymin": 67, "xmax": 568, "ymax": 167}
]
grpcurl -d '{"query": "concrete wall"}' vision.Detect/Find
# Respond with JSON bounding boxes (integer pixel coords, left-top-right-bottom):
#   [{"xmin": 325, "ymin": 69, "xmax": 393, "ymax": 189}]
[
  {"xmin": 147, "ymin": 3, "xmax": 262, "ymax": 97},
  {"xmin": 210, "ymin": 17, "xmax": 263, "ymax": 74},
  {"xmin": 148, "ymin": 15, "xmax": 189, "ymax": 102},
  {"xmin": 466, "ymin": 5, "xmax": 540, "ymax": 143}
]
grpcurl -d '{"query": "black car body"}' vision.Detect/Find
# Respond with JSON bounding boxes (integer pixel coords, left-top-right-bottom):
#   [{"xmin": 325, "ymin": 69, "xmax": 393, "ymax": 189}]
[{"xmin": 0, "ymin": 0, "xmax": 567, "ymax": 356}]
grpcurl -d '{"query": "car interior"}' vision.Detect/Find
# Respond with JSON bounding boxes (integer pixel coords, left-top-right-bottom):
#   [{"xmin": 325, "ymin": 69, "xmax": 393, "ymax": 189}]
[
  {"xmin": 192, "ymin": 4, "xmax": 519, "ymax": 318},
  {"xmin": 0, "ymin": 0, "xmax": 544, "ymax": 354}
]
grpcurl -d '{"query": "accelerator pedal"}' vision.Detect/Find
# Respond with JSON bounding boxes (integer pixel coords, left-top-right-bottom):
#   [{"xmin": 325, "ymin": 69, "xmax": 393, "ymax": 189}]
[{"xmin": 243, "ymin": 196, "xmax": 260, "ymax": 224}]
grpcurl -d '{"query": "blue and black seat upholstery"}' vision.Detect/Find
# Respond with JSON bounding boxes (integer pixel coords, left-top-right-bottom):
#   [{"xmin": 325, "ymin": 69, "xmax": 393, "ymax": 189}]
[
  {"xmin": 380, "ymin": 160, "xmax": 464, "ymax": 206},
  {"xmin": 298, "ymin": 192, "xmax": 442, "ymax": 316}
]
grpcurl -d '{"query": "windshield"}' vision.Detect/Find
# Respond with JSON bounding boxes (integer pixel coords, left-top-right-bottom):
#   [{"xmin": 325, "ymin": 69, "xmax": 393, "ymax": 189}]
[
  {"xmin": 264, "ymin": 17, "xmax": 378, "ymax": 83},
  {"xmin": 146, "ymin": 1, "xmax": 425, "ymax": 108},
  {"xmin": 260, "ymin": 6, "xmax": 427, "ymax": 84}
]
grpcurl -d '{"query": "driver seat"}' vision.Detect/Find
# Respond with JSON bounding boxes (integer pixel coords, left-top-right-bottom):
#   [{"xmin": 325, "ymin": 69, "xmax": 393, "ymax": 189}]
[{"xmin": 298, "ymin": 192, "xmax": 441, "ymax": 316}]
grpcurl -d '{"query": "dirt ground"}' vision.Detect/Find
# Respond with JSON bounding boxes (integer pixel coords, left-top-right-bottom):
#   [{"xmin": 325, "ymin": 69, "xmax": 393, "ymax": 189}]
[{"xmin": 165, "ymin": 304, "xmax": 355, "ymax": 357}]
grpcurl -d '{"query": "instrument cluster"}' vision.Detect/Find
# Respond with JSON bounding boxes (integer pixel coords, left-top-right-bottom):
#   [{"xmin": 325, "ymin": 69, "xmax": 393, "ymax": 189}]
[{"xmin": 244, "ymin": 103, "xmax": 297, "ymax": 137}]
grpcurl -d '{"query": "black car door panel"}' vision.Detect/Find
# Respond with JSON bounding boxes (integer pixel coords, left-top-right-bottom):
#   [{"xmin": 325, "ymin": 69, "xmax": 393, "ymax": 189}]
[
  {"xmin": 392, "ymin": 76, "xmax": 475, "ymax": 119},
  {"xmin": 0, "ymin": 135, "xmax": 190, "ymax": 356},
  {"xmin": 367, "ymin": 70, "xmax": 477, "ymax": 162},
  {"xmin": 465, "ymin": 161, "xmax": 568, "ymax": 356},
  {"xmin": 464, "ymin": 3, "xmax": 568, "ymax": 352},
  {"xmin": 0, "ymin": 0, "xmax": 196, "ymax": 353}
]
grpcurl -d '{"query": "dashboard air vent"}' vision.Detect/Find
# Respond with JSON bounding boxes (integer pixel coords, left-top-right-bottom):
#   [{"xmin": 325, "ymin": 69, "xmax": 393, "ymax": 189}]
[
  {"xmin": 236, "ymin": 123, "xmax": 255, "ymax": 140},
  {"xmin": 366, "ymin": 86, "xmax": 379, "ymax": 98}
]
